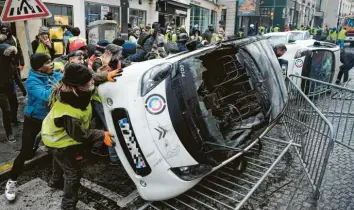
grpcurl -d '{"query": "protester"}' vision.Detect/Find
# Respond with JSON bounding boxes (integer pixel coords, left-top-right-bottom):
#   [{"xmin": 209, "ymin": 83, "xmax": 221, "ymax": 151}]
[
  {"xmin": 66, "ymin": 27, "xmax": 86, "ymax": 53},
  {"xmin": 88, "ymin": 40, "xmax": 110, "ymax": 70},
  {"xmin": 336, "ymin": 50, "xmax": 354, "ymax": 84},
  {"xmin": 32, "ymin": 26, "xmax": 56, "ymax": 59},
  {"xmin": 191, "ymin": 29, "xmax": 202, "ymax": 42},
  {"xmin": 248, "ymin": 24, "xmax": 256, "ymax": 36},
  {"xmin": 177, "ymin": 33, "xmax": 189, "ymax": 52},
  {"xmin": 92, "ymin": 44, "xmax": 123, "ymax": 72},
  {"xmin": 0, "ymin": 25, "xmax": 26, "ymax": 124},
  {"xmin": 273, "ymin": 44, "xmax": 287, "ymax": 58},
  {"xmin": 5, "ymin": 53, "xmax": 62, "ymax": 201},
  {"xmin": 338, "ymin": 27, "xmax": 347, "ymax": 49},
  {"xmin": 41, "ymin": 63, "xmax": 119, "ymax": 210},
  {"xmin": 128, "ymin": 26, "xmax": 141, "ymax": 43},
  {"xmin": 67, "ymin": 50, "xmax": 85, "ymax": 65},
  {"xmin": 202, "ymin": 24, "xmax": 215, "ymax": 43},
  {"xmin": 0, "ymin": 44, "xmax": 18, "ymax": 143}
]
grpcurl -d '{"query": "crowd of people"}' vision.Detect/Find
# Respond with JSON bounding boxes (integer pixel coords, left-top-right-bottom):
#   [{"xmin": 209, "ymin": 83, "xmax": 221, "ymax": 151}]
[{"xmin": 0, "ymin": 21, "xmax": 230, "ymax": 210}]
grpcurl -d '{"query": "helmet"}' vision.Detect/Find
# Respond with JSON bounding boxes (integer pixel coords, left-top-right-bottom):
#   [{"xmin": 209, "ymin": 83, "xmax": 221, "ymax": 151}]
[
  {"xmin": 250, "ymin": 24, "xmax": 255, "ymax": 28},
  {"xmin": 178, "ymin": 33, "xmax": 189, "ymax": 42},
  {"xmin": 69, "ymin": 39, "xmax": 87, "ymax": 52}
]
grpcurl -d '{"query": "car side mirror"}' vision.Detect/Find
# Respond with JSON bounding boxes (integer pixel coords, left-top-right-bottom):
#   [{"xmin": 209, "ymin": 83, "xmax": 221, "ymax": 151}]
[{"xmin": 288, "ymin": 40, "xmax": 296, "ymax": 43}]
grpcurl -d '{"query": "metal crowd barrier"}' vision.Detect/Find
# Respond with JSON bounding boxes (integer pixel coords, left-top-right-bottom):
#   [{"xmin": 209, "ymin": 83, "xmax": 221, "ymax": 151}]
[
  {"xmin": 138, "ymin": 77, "xmax": 335, "ymax": 210},
  {"xmin": 289, "ymin": 74, "xmax": 354, "ymax": 152}
]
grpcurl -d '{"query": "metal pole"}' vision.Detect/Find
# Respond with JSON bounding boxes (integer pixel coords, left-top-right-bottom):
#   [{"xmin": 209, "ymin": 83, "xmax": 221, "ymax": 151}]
[
  {"xmin": 336, "ymin": 0, "xmax": 344, "ymax": 41},
  {"xmin": 272, "ymin": 0, "xmax": 276, "ymax": 26},
  {"xmin": 24, "ymin": 20, "xmax": 33, "ymax": 57},
  {"xmin": 234, "ymin": 0, "xmax": 239, "ymax": 35},
  {"xmin": 293, "ymin": 0, "xmax": 297, "ymax": 27}
]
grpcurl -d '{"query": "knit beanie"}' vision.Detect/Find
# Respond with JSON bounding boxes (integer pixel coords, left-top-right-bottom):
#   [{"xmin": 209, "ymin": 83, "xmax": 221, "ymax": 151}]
[
  {"xmin": 62, "ymin": 63, "xmax": 92, "ymax": 86},
  {"xmin": 30, "ymin": 53, "xmax": 51, "ymax": 71},
  {"xmin": 38, "ymin": 26, "xmax": 50, "ymax": 35}
]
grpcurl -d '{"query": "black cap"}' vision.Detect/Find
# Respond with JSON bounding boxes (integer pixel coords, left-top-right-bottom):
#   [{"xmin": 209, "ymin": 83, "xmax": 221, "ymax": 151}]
[
  {"xmin": 67, "ymin": 50, "xmax": 84, "ymax": 59},
  {"xmin": 62, "ymin": 63, "xmax": 92, "ymax": 86},
  {"xmin": 30, "ymin": 53, "xmax": 51, "ymax": 71}
]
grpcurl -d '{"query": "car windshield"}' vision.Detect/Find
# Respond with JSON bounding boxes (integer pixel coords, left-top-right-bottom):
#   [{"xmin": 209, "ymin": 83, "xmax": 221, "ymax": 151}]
[
  {"xmin": 267, "ymin": 35, "xmax": 287, "ymax": 45},
  {"xmin": 291, "ymin": 32, "xmax": 304, "ymax": 40}
]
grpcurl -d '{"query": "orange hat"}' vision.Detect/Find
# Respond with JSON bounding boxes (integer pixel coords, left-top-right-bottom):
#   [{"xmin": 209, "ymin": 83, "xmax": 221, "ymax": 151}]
[{"xmin": 69, "ymin": 39, "xmax": 87, "ymax": 52}]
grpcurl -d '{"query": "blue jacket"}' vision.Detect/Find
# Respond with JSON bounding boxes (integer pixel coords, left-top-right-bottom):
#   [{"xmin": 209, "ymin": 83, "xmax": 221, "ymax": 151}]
[{"xmin": 25, "ymin": 69, "xmax": 62, "ymax": 120}]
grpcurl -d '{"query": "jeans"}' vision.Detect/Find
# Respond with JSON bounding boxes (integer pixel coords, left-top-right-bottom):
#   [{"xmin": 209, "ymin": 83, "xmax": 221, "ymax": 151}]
[
  {"xmin": 339, "ymin": 40, "xmax": 345, "ymax": 49},
  {"xmin": 10, "ymin": 116, "xmax": 42, "ymax": 180},
  {"xmin": 48, "ymin": 146, "xmax": 82, "ymax": 210},
  {"xmin": 337, "ymin": 70, "xmax": 349, "ymax": 83},
  {"xmin": 0, "ymin": 93, "xmax": 12, "ymax": 136},
  {"xmin": 91, "ymin": 100, "xmax": 118, "ymax": 162}
]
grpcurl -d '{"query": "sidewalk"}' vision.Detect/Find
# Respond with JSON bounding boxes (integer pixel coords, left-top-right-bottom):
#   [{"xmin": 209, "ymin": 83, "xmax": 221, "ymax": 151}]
[{"xmin": 0, "ymin": 89, "xmax": 47, "ymax": 176}]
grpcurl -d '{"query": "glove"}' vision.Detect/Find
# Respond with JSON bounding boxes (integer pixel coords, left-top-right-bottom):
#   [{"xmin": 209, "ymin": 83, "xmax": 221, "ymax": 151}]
[
  {"xmin": 107, "ymin": 69, "xmax": 123, "ymax": 82},
  {"xmin": 104, "ymin": 132, "xmax": 115, "ymax": 147},
  {"xmin": 18, "ymin": 66, "xmax": 24, "ymax": 71}
]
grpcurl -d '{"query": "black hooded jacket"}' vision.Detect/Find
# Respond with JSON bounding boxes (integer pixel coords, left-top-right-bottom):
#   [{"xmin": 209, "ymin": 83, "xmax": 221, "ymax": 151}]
[
  {"xmin": 0, "ymin": 26, "xmax": 24, "ymax": 67},
  {"xmin": 0, "ymin": 44, "xmax": 17, "ymax": 93}
]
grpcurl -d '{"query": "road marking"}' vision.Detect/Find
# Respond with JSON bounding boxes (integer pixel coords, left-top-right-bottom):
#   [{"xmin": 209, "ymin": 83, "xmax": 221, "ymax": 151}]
[{"xmin": 80, "ymin": 178, "xmax": 139, "ymax": 207}]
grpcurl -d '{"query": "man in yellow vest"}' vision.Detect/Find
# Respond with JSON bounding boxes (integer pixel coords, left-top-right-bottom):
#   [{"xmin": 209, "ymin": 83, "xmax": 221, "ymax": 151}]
[
  {"xmin": 258, "ymin": 25, "xmax": 266, "ymax": 35},
  {"xmin": 238, "ymin": 28, "xmax": 244, "ymax": 39},
  {"xmin": 329, "ymin": 27, "xmax": 338, "ymax": 43},
  {"xmin": 31, "ymin": 26, "xmax": 56, "ymax": 59},
  {"xmin": 338, "ymin": 27, "xmax": 347, "ymax": 49},
  {"xmin": 41, "ymin": 63, "xmax": 118, "ymax": 210},
  {"xmin": 66, "ymin": 27, "xmax": 86, "ymax": 54},
  {"xmin": 273, "ymin": 24, "xmax": 280, "ymax": 32}
]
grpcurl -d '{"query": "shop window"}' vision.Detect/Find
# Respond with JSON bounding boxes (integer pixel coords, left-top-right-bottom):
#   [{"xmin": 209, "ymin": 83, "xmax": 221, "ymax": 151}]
[
  {"xmin": 85, "ymin": 2, "xmax": 120, "ymax": 25},
  {"xmin": 211, "ymin": 10, "xmax": 217, "ymax": 26},
  {"xmin": 43, "ymin": 4, "xmax": 73, "ymax": 27},
  {"xmin": 190, "ymin": 6, "xmax": 210, "ymax": 33},
  {"xmin": 129, "ymin": 9, "xmax": 146, "ymax": 28},
  {"xmin": 220, "ymin": 9, "xmax": 227, "ymax": 29}
]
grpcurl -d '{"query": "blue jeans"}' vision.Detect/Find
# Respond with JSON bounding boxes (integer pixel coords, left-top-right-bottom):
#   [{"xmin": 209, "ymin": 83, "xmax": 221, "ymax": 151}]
[
  {"xmin": 339, "ymin": 40, "xmax": 345, "ymax": 49},
  {"xmin": 91, "ymin": 100, "xmax": 119, "ymax": 162}
]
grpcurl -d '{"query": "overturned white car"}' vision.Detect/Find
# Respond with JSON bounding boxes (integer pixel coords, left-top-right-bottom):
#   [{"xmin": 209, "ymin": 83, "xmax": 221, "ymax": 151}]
[{"xmin": 99, "ymin": 37, "xmax": 288, "ymax": 201}]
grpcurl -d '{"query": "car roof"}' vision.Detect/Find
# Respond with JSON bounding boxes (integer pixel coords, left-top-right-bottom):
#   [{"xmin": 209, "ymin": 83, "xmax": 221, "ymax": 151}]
[
  {"xmin": 264, "ymin": 32, "xmax": 291, "ymax": 36},
  {"xmin": 290, "ymin": 31, "xmax": 308, "ymax": 34}
]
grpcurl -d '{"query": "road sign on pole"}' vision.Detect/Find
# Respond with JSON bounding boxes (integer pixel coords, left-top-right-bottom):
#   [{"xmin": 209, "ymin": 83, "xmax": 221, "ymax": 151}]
[{"xmin": 1, "ymin": 0, "xmax": 52, "ymax": 22}]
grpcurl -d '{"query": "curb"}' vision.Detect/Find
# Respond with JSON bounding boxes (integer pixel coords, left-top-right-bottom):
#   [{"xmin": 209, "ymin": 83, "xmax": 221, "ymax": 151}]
[{"xmin": 0, "ymin": 150, "xmax": 49, "ymax": 179}]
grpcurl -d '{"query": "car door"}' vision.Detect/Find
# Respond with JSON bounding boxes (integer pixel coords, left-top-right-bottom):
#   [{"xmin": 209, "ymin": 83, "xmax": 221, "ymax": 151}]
[{"xmin": 301, "ymin": 49, "xmax": 335, "ymax": 94}]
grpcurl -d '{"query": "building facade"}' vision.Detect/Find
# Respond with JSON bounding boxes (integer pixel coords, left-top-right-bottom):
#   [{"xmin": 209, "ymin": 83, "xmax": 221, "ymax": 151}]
[
  {"xmin": 5, "ymin": 0, "xmax": 222, "ymax": 77},
  {"xmin": 318, "ymin": 0, "xmax": 353, "ymax": 28}
]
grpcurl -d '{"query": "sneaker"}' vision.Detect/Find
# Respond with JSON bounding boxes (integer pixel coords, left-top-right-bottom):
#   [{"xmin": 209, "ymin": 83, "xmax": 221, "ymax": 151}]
[
  {"xmin": 91, "ymin": 148, "xmax": 108, "ymax": 157},
  {"xmin": 12, "ymin": 119, "xmax": 24, "ymax": 125},
  {"xmin": 336, "ymin": 80, "xmax": 341, "ymax": 85},
  {"xmin": 7, "ymin": 134, "xmax": 16, "ymax": 143},
  {"xmin": 5, "ymin": 179, "xmax": 17, "ymax": 201}
]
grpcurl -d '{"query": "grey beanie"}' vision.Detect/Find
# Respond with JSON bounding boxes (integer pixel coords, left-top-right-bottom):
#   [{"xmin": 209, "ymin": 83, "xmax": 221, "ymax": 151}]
[{"xmin": 38, "ymin": 26, "xmax": 50, "ymax": 35}]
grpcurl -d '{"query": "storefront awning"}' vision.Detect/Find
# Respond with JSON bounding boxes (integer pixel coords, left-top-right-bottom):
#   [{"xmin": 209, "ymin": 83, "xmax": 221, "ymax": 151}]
[{"xmin": 157, "ymin": 0, "xmax": 190, "ymax": 17}]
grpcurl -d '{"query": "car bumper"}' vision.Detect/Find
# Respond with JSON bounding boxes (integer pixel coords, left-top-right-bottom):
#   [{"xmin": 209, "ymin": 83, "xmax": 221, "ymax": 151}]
[{"xmin": 99, "ymin": 79, "xmax": 200, "ymax": 201}]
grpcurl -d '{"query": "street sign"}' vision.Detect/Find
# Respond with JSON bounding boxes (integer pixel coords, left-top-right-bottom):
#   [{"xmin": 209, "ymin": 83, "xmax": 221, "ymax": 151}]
[{"xmin": 1, "ymin": 0, "xmax": 52, "ymax": 22}]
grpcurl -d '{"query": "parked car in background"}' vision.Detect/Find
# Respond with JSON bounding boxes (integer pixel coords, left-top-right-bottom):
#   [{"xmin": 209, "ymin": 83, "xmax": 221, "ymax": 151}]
[
  {"xmin": 264, "ymin": 32, "xmax": 296, "ymax": 46},
  {"xmin": 290, "ymin": 31, "xmax": 311, "ymax": 41},
  {"xmin": 99, "ymin": 37, "xmax": 288, "ymax": 201}
]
